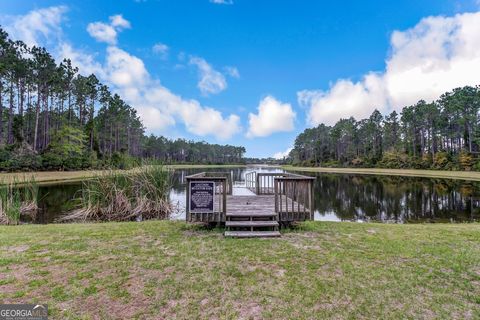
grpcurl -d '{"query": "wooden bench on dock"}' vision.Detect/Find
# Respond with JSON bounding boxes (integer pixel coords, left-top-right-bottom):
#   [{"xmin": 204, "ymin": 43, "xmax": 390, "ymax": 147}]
[{"xmin": 186, "ymin": 171, "xmax": 315, "ymax": 238}]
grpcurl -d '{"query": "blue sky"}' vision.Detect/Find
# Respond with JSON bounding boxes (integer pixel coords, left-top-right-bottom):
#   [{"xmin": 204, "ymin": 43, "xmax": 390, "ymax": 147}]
[{"xmin": 1, "ymin": 0, "xmax": 480, "ymax": 157}]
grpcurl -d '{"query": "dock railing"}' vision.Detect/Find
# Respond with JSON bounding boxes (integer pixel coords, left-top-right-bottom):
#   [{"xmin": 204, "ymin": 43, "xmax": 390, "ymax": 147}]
[
  {"xmin": 186, "ymin": 172, "xmax": 229, "ymax": 222},
  {"xmin": 274, "ymin": 174, "xmax": 315, "ymax": 221},
  {"xmin": 256, "ymin": 173, "xmax": 286, "ymax": 195},
  {"xmin": 246, "ymin": 171, "xmax": 315, "ymax": 221},
  {"xmin": 245, "ymin": 171, "xmax": 256, "ymax": 192}
]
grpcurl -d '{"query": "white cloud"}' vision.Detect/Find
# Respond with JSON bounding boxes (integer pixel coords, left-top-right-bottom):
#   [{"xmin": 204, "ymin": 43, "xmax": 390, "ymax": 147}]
[
  {"xmin": 273, "ymin": 147, "xmax": 293, "ymax": 160},
  {"xmin": 103, "ymin": 48, "xmax": 241, "ymax": 140},
  {"xmin": 247, "ymin": 96, "xmax": 296, "ymax": 138},
  {"xmin": 2, "ymin": 6, "xmax": 240, "ymax": 140},
  {"xmin": 210, "ymin": 0, "xmax": 233, "ymax": 4},
  {"xmin": 300, "ymin": 11, "xmax": 480, "ymax": 126},
  {"xmin": 110, "ymin": 14, "xmax": 131, "ymax": 29},
  {"xmin": 224, "ymin": 66, "xmax": 240, "ymax": 78},
  {"xmin": 2, "ymin": 6, "xmax": 67, "ymax": 47},
  {"xmin": 152, "ymin": 42, "xmax": 169, "ymax": 59},
  {"xmin": 57, "ymin": 43, "xmax": 105, "ymax": 77},
  {"xmin": 87, "ymin": 14, "xmax": 130, "ymax": 45},
  {"xmin": 189, "ymin": 56, "xmax": 228, "ymax": 95},
  {"xmin": 87, "ymin": 22, "xmax": 117, "ymax": 45}
]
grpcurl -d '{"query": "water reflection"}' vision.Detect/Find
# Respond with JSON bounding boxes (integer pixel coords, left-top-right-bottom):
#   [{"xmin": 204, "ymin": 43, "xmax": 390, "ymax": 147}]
[
  {"xmin": 306, "ymin": 173, "xmax": 480, "ymax": 223},
  {"xmin": 30, "ymin": 166, "xmax": 480, "ymax": 223}
]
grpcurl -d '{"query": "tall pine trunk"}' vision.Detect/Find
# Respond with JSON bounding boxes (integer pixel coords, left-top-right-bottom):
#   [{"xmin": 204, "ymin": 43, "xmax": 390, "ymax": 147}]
[
  {"xmin": 7, "ymin": 81, "xmax": 14, "ymax": 144},
  {"xmin": 33, "ymin": 87, "xmax": 40, "ymax": 151},
  {"xmin": 0, "ymin": 80, "xmax": 3, "ymax": 145}
]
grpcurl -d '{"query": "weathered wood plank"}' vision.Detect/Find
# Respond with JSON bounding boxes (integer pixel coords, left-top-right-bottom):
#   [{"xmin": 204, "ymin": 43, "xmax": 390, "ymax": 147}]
[
  {"xmin": 224, "ymin": 231, "xmax": 281, "ymax": 238},
  {"xmin": 225, "ymin": 221, "xmax": 279, "ymax": 227}
]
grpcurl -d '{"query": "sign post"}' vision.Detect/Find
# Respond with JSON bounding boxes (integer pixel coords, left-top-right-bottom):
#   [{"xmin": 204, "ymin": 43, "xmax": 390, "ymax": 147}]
[{"xmin": 189, "ymin": 181, "xmax": 215, "ymax": 213}]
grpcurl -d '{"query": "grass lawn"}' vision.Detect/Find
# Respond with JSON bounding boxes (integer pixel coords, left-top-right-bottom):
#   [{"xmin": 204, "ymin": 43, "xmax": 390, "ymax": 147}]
[
  {"xmin": 0, "ymin": 164, "xmax": 246, "ymax": 185},
  {"xmin": 283, "ymin": 165, "xmax": 480, "ymax": 182},
  {"xmin": 0, "ymin": 221, "xmax": 479, "ymax": 319}
]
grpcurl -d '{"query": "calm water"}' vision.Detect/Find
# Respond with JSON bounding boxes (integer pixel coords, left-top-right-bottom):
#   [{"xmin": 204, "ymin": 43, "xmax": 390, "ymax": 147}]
[{"xmin": 30, "ymin": 166, "xmax": 480, "ymax": 223}]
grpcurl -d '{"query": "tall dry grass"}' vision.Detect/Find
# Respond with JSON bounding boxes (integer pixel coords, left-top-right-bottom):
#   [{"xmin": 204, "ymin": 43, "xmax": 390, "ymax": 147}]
[
  {"xmin": 60, "ymin": 165, "xmax": 172, "ymax": 222},
  {"xmin": 0, "ymin": 176, "xmax": 39, "ymax": 225}
]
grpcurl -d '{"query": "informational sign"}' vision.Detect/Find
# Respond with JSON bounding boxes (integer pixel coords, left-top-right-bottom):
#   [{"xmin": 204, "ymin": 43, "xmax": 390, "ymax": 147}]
[{"xmin": 189, "ymin": 181, "xmax": 215, "ymax": 213}]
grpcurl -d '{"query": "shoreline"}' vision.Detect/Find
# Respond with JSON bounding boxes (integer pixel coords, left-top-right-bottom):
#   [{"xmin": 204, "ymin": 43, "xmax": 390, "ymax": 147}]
[
  {"xmin": 282, "ymin": 166, "xmax": 480, "ymax": 181},
  {"xmin": 0, "ymin": 164, "xmax": 247, "ymax": 185},
  {"xmin": 3, "ymin": 164, "xmax": 480, "ymax": 185}
]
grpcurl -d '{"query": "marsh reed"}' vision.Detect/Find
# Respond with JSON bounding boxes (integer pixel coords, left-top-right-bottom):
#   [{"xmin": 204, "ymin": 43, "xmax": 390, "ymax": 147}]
[
  {"xmin": 60, "ymin": 165, "xmax": 172, "ymax": 222},
  {"xmin": 0, "ymin": 176, "xmax": 39, "ymax": 225}
]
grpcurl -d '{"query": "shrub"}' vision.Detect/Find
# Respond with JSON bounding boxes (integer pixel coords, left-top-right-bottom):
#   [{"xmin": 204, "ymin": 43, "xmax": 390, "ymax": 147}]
[
  {"xmin": 433, "ymin": 152, "xmax": 449, "ymax": 169},
  {"xmin": 42, "ymin": 126, "xmax": 87, "ymax": 170},
  {"xmin": 378, "ymin": 151, "xmax": 410, "ymax": 169},
  {"xmin": 420, "ymin": 154, "xmax": 433, "ymax": 169},
  {"xmin": 110, "ymin": 152, "xmax": 139, "ymax": 170},
  {"xmin": 350, "ymin": 157, "xmax": 364, "ymax": 167},
  {"xmin": 458, "ymin": 151, "xmax": 474, "ymax": 171}
]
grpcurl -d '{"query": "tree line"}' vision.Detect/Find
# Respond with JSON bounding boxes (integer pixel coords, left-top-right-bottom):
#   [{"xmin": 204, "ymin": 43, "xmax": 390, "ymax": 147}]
[
  {"xmin": 290, "ymin": 86, "xmax": 480, "ymax": 171},
  {"xmin": 0, "ymin": 28, "xmax": 245, "ymax": 171}
]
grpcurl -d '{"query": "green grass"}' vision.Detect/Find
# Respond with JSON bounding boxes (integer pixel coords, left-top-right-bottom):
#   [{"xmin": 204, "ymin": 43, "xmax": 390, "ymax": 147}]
[
  {"xmin": 0, "ymin": 221, "xmax": 479, "ymax": 319},
  {"xmin": 283, "ymin": 165, "xmax": 480, "ymax": 182}
]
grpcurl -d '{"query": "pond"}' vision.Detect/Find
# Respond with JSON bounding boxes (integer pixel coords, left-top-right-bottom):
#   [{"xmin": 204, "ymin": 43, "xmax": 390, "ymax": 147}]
[{"xmin": 29, "ymin": 166, "xmax": 480, "ymax": 224}]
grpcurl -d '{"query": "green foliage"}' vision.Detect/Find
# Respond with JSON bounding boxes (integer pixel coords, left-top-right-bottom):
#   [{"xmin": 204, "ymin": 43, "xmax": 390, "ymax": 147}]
[
  {"xmin": 42, "ymin": 126, "xmax": 86, "ymax": 170},
  {"xmin": 378, "ymin": 151, "xmax": 410, "ymax": 169},
  {"xmin": 110, "ymin": 152, "xmax": 139, "ymax": 170},
  {"xmin": 458, "ymin": 151, "xmax": 474, "ymax": 171},
  {"xmin": 433, "ymin": 152, "xmax": 449, "ymax": 169}
]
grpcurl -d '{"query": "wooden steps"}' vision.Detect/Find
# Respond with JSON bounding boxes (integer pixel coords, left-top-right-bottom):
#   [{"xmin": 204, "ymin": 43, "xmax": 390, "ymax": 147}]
[
  {"xmin": 225, "ymin": 220, "xmax": 279, "ymax": 227},
  {"xmin": 226, "ymin": 212, "xmax": 277, "ymax": 217},
  {"xmin": 224, "ymin": 196, "xmax": 280, "ymax": 238},
  {"xmin": 224, "ymin": 231, "xmax": 281, "ymax": 238}
]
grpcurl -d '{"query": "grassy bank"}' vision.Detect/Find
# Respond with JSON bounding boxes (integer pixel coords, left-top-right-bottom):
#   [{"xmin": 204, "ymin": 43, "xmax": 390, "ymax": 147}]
[
  {"xmin": 284, "ymin": 165, "xmax": 480, "ymax": 182},
  {"xmin": 0, "ymin": 164, "xmax": 246, "ymax": 185},
  {"xmin": 0, "ymin": 221, "xmax": 479, "ymax": 319}
]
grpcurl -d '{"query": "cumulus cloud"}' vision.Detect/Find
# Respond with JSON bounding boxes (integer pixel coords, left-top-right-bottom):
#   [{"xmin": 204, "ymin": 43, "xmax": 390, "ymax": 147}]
[
  {"xmin": 57, "ymin": 43, "xmax": 105, "ymax": 77},
  {"xmin": 110, "ymin": 14, "xmax": 131, "ymax": 29},
  {"xmin": 87, "ymin": 14, "xmax": 130, "ymax": 45},
  {"xmin": 2, "ymin": 5, "xmax": 67, "ymax": 47},
  {"xmin": 247, "ymin": 96, "xmax": 296, "ymax": 138},
  {"xmin": 2, "ymin": 6, "xmax": 241, "ymax": 140},
  {"xmin": 300, "ymin": 11, "xmax": 480, "ymax": 126},
  {"xmin": 189, "ymin": 56, "xmax": 228, "ymax": 95},
  {"xmin": 273, "ymin": 147, "xmax": 293, "ymax": 160},
  {"xmin": 152, "ymin": 42, "xmax": 169, "ymax": 59},
  {"xmin": 103, "ymin": 47, "xmax": 241, "ymax": 139}
]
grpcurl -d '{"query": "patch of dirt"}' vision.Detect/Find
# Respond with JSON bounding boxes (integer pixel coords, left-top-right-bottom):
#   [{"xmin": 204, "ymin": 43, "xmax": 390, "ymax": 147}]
[
  {"xmin": 157, "ymin": 297, "xmax": 188, "ymax": 319},
  {"xmin": 236, "ymin": 301, "xmax": 263, "ymax": 320},
  {"xmin": 80, "ymin": 291, "xmax": 152, "ymax": 319},
  {"xmin": 314, "ymin": 295, "xmax": 353, "ymax": 313},
  {"xmin": 0, "ymin": 284, "xmax": 17, "ymax": 297},
  {"xmin": 276, "ymin": 268, "xmax": 286, "ymax": 277},
  {"xmin": 6, "ymin": 245, "xmax": 30, "ymax": 253},
  {"xmin": 10, "ymin": 264, "xmax": 33, "ymax": 282}
]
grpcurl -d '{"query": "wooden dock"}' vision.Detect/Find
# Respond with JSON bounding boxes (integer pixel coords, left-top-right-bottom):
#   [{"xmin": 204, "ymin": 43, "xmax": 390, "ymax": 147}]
[{"xmin": 186, "ymin": 172, "xmax": 315, "ymax": 238}]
